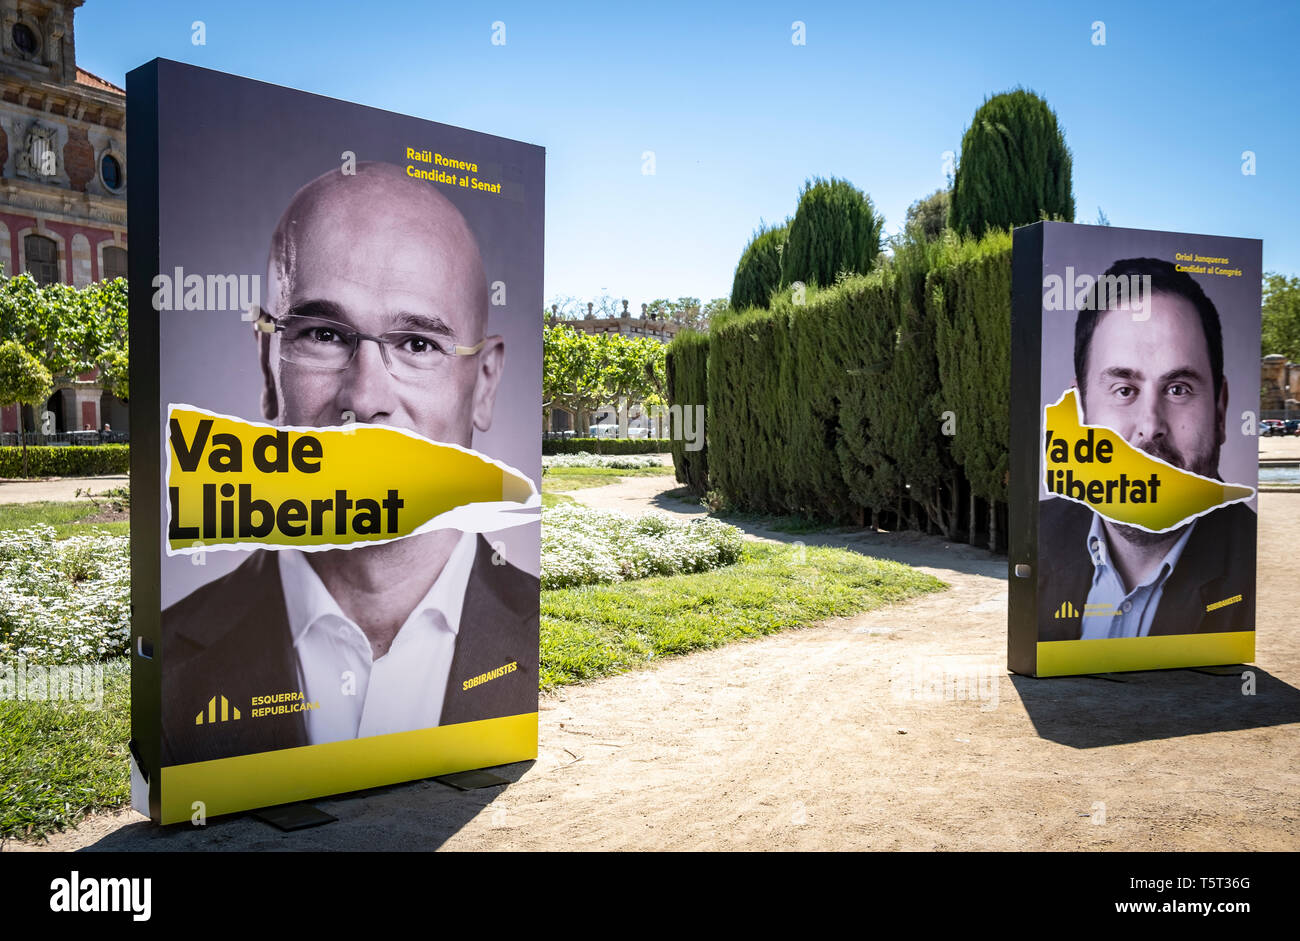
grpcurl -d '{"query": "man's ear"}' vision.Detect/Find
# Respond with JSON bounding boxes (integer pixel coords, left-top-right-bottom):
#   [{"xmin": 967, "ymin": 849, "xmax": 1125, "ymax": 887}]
[
  {"xmin": 258, "ymin": 324, "xmax": 279, "ymax": 421},
  {"xmin": 471, "ymin": 335, "xmax": 506, "ymax": 433},
  {"xmin": 1216, "ymin": 376, "xmax": 1229, "ymax": 446}
]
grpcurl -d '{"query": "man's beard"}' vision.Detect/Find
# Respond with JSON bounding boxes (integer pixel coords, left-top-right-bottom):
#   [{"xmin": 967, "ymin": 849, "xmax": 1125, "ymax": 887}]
[{"xmin": 1108, "ymin": 437, "xmax": 1219, "ymax": 548}]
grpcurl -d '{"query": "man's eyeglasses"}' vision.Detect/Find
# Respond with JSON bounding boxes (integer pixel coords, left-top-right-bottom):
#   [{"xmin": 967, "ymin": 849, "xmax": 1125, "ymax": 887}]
[{"xmin": 252, "ymin": 307, "xmax": 485, "ymax": 381}]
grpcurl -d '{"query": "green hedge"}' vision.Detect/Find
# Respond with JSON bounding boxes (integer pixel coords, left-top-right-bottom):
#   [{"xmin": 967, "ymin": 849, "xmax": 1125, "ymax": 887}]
[
  {"xmin": 0, "ymin": 445, "xmax": 130, "ymax": 478},
  {"xmin": 542, "ymin": 437, "xmax": 670, "ymax": 455},
  {"xmin": 665, "ymin": 330, "xmax": 710, "ymax": 494},
  {"xmin": 667, "ymin": 231, "xmax": 1013, "ymax": 548}
]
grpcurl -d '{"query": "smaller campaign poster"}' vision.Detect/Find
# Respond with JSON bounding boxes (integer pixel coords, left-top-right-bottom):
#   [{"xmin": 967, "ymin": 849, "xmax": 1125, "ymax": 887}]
[
  {"xmin": 127, "ymin": 60, "xmax": 543, "ymax": 823},
  {"xmin": 1009, "ymin": 222, "xmax": 1260, "ymax": 677}
]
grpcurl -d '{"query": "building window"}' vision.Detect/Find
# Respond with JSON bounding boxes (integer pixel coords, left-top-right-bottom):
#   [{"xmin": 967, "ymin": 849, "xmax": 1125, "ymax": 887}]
[
  {"xmin": 101, "ymin": 246, "xmax": 127, "ymax": 280},
  {"xmin": 12, "ymin": 23, "xmax": 38, "ymax": 56},
  {"xmin": 24, "ymin": 235, "xmax": 59, "ymax": 285},
  {"xmin": 101, "ymin": 154, "xmax": 123, "ymax": 191}
]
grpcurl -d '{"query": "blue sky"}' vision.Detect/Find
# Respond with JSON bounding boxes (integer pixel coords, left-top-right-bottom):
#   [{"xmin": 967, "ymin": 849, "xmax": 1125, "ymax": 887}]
[{"xmin": 81, "ymin": 0, "xmax": 1299, "ymax": 308}]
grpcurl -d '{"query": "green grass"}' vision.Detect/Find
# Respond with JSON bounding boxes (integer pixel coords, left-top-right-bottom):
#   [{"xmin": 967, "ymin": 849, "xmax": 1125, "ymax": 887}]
[
  {"xmin": 540, "ymin": 541, "xmax": 946, "ymax": 689},
  {"xmin": 0, "ymin": 658, "xmax": 131, "ymax": 841},
  {"xmin": 541, "ymin": 492, "xmax": 575, "ymax": 507},
  {"xmin": 0, "ymin": 500, "xmax": 128, "ymax": 539}
]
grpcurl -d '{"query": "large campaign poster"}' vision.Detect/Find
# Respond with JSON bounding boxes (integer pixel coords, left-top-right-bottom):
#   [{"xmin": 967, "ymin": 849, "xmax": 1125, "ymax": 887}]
[
  {"xmin": 1009, "ymin": 222, "xmax": 1260, "ymax": 677},
  {"xmin": 127, "ymin": 60, "xmax": 543, "ymax": 823}
]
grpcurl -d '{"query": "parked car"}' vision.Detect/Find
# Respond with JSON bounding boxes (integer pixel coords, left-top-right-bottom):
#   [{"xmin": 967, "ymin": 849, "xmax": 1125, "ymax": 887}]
[
  {"xmin": 1262, "ymin": 420, "xmax": 1287, "ymax": 437},
  {"xmin": 1286, "ymin": 419, "xmax": 1300, "ymax": 436}
]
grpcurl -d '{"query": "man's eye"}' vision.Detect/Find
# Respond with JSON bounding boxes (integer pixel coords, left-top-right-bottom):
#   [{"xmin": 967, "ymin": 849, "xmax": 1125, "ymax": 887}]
[
  {"xmin": 309, "ymin": 327, "xmax": 343, "ymax": 343},
  {"xmin": 393, "ymin": 334, "xmax": 445, "ymax": 355},
  {"xmin": 1113, "ymin": 385, "xmax": 1136, "ymax": 398},
  {"xmin": 1167, "ymin": 383, "xmax": 1191, "ymax": 397}
]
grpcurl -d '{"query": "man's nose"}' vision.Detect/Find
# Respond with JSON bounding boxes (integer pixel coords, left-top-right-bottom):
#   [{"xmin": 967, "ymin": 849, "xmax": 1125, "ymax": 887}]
[
  {"xmin": 1129, "ymin": 389, "xmax": 1169, "ymax": 445},
  {"xmin": 334, "ymin": 337, "xmax": 398, "ymax": 424}
]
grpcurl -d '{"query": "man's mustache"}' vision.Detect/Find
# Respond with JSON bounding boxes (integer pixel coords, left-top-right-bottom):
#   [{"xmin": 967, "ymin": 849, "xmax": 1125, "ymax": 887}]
[{"xmin": 1136, "ymin": 437, "xmax": 1185, "ymax": 469}]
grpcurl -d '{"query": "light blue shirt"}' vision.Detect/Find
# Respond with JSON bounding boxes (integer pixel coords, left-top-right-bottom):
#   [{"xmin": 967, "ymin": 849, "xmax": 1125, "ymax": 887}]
[{"xmin": 1080, "ymin": 513, "xmax": 1196, "ymax": 639}]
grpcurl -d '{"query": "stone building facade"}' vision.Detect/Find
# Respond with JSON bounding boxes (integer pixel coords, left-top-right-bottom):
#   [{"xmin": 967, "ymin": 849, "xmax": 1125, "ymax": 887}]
[
  {"xmin": 1262, "ymin": 354, "xmax": 1299, "ymax": 418},
  {"xmin": 0, "ymin": 0, "xmax": 127, "ymax": 438}
]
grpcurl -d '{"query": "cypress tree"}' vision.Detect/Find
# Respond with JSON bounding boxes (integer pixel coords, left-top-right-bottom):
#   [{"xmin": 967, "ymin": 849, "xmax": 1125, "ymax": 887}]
[
  {"xmin": 948, "ymin": 88, "xmax": 1074, "ymax": 239},
  {"xmin": 779, "ymin": 177, "xmax": 883, "ymax": 290},
  {"xmin": 730, "ymin": 221, "xmax": 789, "ymax": 310}
]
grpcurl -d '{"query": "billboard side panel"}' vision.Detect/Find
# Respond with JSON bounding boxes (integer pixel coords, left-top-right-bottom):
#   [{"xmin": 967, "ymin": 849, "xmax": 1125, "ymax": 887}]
[
  {"xmin": 1008, "ymin": 222, "xmax": 1044, "ymax": 676},
  {"xmin": 126, "ymin": 59, "xmax": 164, "ymax": 822}
]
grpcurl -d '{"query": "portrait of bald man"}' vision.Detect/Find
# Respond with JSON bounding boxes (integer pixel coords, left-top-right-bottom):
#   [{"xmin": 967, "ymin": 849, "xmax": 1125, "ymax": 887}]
[
  {"xmin": 160, "ymin": 163, "xmax": 539, "ymax": 766},
  {"xmin": 1038, "ymin": 257, "xmax": 1255, "ymax": 642}
]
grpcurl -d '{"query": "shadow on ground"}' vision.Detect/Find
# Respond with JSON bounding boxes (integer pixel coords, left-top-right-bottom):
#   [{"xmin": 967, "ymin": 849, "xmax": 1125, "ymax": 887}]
[
  {"xmin": 1013, "ymin": 669, "xmax": 1300, "ymax": 748},
  {"xmin": 74, "ymin": 760, "xmax": 533, "ymax": 851},
  {"xmin": 652, "ymin": 487, "xmax": 1008, "ymax": 582}
]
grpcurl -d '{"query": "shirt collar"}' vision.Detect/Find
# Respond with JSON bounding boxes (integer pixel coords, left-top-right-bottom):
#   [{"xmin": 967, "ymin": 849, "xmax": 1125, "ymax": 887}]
[
  {"xmin": 278, "ymin": 531, "xmax": 479, "ymax": 648},
  {"xmin": 1085, "ymin": 511, "xmax": 1197, "ymax": 589}
]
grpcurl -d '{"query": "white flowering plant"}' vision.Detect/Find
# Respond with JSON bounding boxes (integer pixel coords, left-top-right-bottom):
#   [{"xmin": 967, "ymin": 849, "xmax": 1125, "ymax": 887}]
[
  {"xmin": 542, "ymin": 452, "xmax": 666, "ymax": 471},
  {"xmin": 541, "ymin": 505, "xmax": 743, "ymax": 589},
  {"xmin": 0, "ymin": 526, "xmax": 130, "ymax": 665}
]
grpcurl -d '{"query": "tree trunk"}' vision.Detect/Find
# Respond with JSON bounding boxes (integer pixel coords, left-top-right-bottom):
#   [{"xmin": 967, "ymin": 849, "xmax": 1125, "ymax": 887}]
[
  {"xmin": 988, "ymin": 501, "xmax": 998, "ymax": 553},
  {"xmin": 968, "ymin": 490, "xmax": 978, "ymax": 546}
]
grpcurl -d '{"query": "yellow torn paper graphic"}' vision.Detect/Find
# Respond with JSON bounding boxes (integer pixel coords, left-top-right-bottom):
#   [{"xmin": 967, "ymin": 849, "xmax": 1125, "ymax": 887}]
[
  {"xmin": 1043, "ymin": 389, "xmax": 1254, "ymax": 532},
  {"xmin": 165, "ymin": 404, "xmax": 538, "ymax": 554}
]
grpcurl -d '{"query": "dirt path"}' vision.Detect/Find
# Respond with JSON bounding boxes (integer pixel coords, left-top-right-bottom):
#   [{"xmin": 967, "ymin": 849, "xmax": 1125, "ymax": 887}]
[
  {"xmin": 0, "ymin": 474, "xmax": 129, "ymax": 505},
  {"xmin": 10, "ymin": 476, "xmax": 1298, "ymax": 852}
]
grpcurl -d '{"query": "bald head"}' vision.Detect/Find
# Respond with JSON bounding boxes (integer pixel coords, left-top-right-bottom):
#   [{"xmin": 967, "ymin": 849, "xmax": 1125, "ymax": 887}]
[
  {"xmin": 267, "ymin": 162, "xmax": 488, "ymax": 331},
  {"xmin": 258, "ymin": 161, "xmax": 505, "ymax": 446}
]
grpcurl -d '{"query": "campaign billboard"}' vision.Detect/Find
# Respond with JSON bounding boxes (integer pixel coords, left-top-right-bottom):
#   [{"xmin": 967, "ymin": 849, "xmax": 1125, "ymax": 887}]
[
  {"xmin": 127, "ymin": 60, "xmax": 543, "ymax": 823},
  {"xmin": 1009, "ymin": 222, "xmax": 1260, "ymax": 677}
]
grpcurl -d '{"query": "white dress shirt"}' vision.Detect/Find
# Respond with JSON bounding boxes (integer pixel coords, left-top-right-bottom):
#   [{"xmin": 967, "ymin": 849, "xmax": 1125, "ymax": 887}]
[
  {"xmin": 1080, "ymin": 513, "xmax": 1196, "ymax": 639},
  {"xmin": 277, "ymin": 531, "xmax": 478, "ymax": 744}
]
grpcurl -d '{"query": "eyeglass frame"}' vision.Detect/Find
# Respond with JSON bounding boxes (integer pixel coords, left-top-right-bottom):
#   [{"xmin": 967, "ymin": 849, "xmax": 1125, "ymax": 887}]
[{"xmin": 250, "ymin": 305, "xmax": 486, "ymax": 375}]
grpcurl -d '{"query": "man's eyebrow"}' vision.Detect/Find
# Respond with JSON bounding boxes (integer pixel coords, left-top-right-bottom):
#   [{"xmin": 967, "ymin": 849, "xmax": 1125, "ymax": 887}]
[
  {"xmin": 1099, "ymin": 366, "xmax": 1143, "ymax": 382},
  {"xmin": 285, "ymin": 299, "xmax": 350, "ymax": 323},
  {"xmin": 388, "ymin": 311, "xmax": 455, "ymax": 337},
  {"xmin": 1156, "ymin": 366, "xmax": 1205, "ymax": 386}
]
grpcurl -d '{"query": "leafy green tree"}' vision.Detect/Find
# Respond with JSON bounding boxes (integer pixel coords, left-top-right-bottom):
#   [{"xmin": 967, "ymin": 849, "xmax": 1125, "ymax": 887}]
[
  {"xmin": 1262, "ymin": 273, "xmax": 1300, "ymax": 362},
  {"xmin": 730, "ymin": 221, "xmax": 789, "ymax": 309},
  {"xmin": 0, "ymin": 339, "xmax": 53, "ymax": 476},
  {"xmin": 904, "ymin": 189, "xmax": 951, "ymax": 243},
  {"xmin": 948, "ymin": 88, "xmax": 1074, "ymax": 238},
  {"xmin": 780, "ymin": 177, "xmax": 883, "ymax": 290},
  {"xmin": 0, "ymin": 273, "xmax": 129, "ymax": 398}
]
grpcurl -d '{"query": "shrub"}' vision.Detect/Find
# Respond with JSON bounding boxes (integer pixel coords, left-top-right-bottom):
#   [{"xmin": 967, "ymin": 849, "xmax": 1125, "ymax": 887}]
[
  {"xmin": 0, "ymin": 445, "xmax": 130, "ymax": 478},
  {"xmin": 665, "ymin": 329, "xmax": 710, "ymax": 494},
  {"xmin": 542, "ymin": 437, "xmax": 669, "ymax": 455}
]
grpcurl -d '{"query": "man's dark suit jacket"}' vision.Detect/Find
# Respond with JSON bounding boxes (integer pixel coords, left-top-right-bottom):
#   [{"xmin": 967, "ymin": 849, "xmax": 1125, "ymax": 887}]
[
  {"xmin": 1037, "ymin": 497, "xmax": 1256, "ymax": 642},
  {"xmin": 160, "ymin": 534, "xmax": 539, "ymax": 766}
]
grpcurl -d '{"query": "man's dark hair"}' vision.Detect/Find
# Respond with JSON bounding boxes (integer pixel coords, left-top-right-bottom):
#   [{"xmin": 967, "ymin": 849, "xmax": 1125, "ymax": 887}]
[{"xmin": 1074, "ymin": 257, "xmax": 1224, "ymax": 404}]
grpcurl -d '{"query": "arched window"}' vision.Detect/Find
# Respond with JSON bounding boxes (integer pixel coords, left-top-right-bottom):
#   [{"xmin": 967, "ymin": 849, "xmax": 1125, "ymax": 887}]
[
  {"xmin": 102, "ymin": 246, "xmax": 127, "ymax": 280},
  {"xmin": 24, "ymin": 234, "xmax": 59, "ymax": 285}
]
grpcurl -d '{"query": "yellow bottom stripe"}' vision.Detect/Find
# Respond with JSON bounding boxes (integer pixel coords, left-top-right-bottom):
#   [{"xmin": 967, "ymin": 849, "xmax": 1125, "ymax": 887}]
[
  {"xmin": 160, "ymin": 712, "xmax": 537, "ymax": 824},
  {"xmin": 1036, "ymin": 632, "xmax": 1254, "ymax": 677}
]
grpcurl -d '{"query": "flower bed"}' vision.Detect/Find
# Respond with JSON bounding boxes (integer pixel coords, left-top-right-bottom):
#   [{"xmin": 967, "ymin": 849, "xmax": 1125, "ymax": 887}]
[
  {"xmin": 541, "ymin": 505, "xmax": 743, "ymax": 589},
  {"xmin": 542, "ymin": 452, "xmax": 666, "ymax": 470},
  {"xmin": 0, "ymin": 526, "xmax": 130, "ymax": 664}
]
